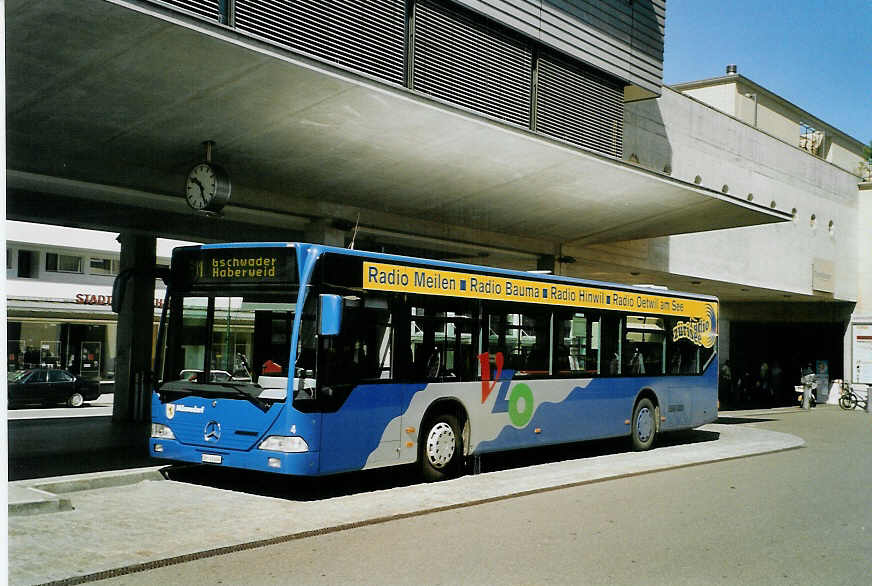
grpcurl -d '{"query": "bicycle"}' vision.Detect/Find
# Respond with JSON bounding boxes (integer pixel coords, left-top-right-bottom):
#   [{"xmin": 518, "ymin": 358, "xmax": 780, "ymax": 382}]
[{"xmin": 838, "ymin": 381, "xmax": 868, "ymax": 411}]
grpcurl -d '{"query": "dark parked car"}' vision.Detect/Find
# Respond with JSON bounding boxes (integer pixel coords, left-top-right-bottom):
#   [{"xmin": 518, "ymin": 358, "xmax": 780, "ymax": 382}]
[{"xmin": 7, "ymin": 368, "xmax": 101, "ymax": 408}]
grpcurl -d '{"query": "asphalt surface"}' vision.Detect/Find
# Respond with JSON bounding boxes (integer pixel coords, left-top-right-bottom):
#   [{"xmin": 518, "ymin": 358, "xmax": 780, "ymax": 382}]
[
  {"xmin": 98, "ymin": 406, "xmax": 869, "ymax": 586},
  {"xmin": 6, "ymin": 407, "xmax": 813, "ymax": 585}
]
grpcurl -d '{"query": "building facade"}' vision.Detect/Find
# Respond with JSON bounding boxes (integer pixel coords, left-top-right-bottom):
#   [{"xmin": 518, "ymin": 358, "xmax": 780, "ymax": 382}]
[
  {"xmin": 610, "ymin": 66, "xmax": 869, "ymax": 404},
  {"xmin": 6, "ymin": 221, "xmax": 193, "ymax": 387}
]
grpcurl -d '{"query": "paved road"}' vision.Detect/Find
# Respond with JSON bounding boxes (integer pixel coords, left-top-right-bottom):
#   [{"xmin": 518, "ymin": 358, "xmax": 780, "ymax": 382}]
[
  {"xmin": 7, "ymin": 395, "xmax": 151, "ymax": 482},
  {"xmin": 7, "ymin": 394, "xmax": 114, "ymax": 420},
  {"xmin": 97, "ymin": 408, "xmax": 871, "ymax": 586}
]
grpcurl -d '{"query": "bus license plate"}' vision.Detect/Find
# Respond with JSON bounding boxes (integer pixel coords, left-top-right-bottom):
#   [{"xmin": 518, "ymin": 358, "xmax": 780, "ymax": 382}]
[{"xmin": 201, "ymin": 454, "xmax": 222, "ymax": 464}]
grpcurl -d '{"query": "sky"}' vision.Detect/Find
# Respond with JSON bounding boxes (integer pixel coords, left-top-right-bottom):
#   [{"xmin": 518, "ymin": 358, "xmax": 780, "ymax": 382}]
[{"xmin": 663, "ymin": 0, "xmax": 871, "ymax": 145}]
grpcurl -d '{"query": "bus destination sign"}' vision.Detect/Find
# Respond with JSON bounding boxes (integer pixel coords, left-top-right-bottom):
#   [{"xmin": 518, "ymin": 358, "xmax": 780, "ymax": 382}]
[{"xmin": 175, "ymin": 247, "xmax": 296, "ymax": 287}]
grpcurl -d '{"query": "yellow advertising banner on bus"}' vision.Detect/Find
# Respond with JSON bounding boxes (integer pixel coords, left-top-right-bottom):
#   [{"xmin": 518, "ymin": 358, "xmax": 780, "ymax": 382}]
[{"xmin": 363, "ymin": 261, "xmax": 718, "ymax": 348}]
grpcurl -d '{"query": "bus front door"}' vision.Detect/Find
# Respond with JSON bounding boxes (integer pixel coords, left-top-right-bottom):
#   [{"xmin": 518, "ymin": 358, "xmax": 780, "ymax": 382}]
[{"xmin": 319, "ymin": 384, "xmax": 403, "ymax": 474}]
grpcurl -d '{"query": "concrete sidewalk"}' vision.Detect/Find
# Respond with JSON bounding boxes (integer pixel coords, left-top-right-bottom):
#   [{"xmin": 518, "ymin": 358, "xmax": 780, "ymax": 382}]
[{"xmin": 7, "ymin": 416, "xmax": 804, "ymax": 586}]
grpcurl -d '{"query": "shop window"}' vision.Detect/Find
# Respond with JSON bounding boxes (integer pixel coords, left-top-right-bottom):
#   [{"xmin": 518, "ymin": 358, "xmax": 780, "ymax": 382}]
[
  {"xmin": 624, "ymin": 315, "xmax": 665, "ymax": 375},
  {"xmin": 89, "ymin": 257, "xmax": 119, "ymax": 276},
  {"xmin": 46, "ymin": 252, "xmax": 83, "ymax": 274},
  {"xmin": 486, "ymin": 303, "xmax": 550, "ymax": 377},
  {"xmin": 17, "ymin": 250, "xmax": 36, "ymax": 278},
  {"xmin": 8, "ymin": 337, "xmax": 25, "ymax": 372}
]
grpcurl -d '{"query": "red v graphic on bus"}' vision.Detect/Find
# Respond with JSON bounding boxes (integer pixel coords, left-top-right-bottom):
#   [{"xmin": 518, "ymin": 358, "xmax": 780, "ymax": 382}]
[{"xmin": 479, "ymin": 352, "xmax": 505, "ymax": 403}]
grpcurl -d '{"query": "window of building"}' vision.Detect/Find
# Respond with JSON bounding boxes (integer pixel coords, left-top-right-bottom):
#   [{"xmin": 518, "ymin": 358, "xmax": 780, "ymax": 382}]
[
  {"xmin": 17, "ymin": 250, "xmax": 36, "ymax": 278},
  {"xmin": 46, "ymin": 252, "xmax": 83, "ymax": 274},
  {"xmin": 6, "ymin": 248, "xmax": 12, "ymax": 270},
  {"xmin": 799, "ymin": 122, "xmax": 826, "ymax": 158},
  {"xmin": 89, "ymin": 257, "xmax": 119, "ymax": 276}
]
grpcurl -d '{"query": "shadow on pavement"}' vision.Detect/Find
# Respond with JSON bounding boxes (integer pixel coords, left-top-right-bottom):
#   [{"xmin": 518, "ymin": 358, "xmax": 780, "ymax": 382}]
[
  {"xmin": 9, "ymin": 449, "xmax": 155, "ymax": 481},
  {"xmin": 8, "ymin": 417, "xmax": 151, "ymax": 481},
  {"xmin": 715, "ymin": 417, "xmax": 775, "ymax": 425},
  {"xmin": 162, "ymin": 428, "xmax": 721, "ymax": 502}
]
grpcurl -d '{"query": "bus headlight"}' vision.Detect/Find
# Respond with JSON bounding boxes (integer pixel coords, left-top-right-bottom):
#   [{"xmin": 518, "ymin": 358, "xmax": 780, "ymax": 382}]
[
  {"xmin": 258, "ymin": 436, "xmax": 309, "ymax": 453},
  {"xmin": 151, "ymin": 423, "xmax": 176, "ymax": 440}
]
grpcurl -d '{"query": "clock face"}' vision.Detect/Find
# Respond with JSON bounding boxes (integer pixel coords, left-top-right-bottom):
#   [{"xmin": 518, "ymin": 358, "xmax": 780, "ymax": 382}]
[{"xmin": 185, "ymin": 162, "xmax": 230, "ymax": 212}]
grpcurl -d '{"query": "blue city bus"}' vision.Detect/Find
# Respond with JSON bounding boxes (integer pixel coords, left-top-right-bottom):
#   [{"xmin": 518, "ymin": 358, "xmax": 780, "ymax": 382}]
[{"xmin": 150, "ymin": 243, "xmax": 718, "ymax": 479}]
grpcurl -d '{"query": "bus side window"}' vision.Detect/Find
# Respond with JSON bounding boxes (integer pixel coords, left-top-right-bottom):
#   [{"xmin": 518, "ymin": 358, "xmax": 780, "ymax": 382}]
[
  {"xmin": 321, "ymin": 296, "xmax": 393, "ymax": 387},
  {"xmin": 554, "ymin": 310, "xmax": 601, "ymax": 375},
  {"xmin": 485, "ymin": 303, "xmax": 549, "ymax": 377},
  {"xmin": 600, "ymin": 313, "xmax": 622, "ymax": 375},
  {"xmin": 408, "ymin": 297, "xmax": 477, "ymax": 381},
  {"xmin": 666, "ymin": 316, "xmax": 703, "ymax": 375},
  {"xmin": 624, "ymin": 315, "xmax": 665, "ymax": 375}
]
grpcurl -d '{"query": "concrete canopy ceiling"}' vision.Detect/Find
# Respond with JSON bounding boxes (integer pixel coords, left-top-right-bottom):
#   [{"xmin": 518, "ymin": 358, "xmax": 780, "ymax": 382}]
[{"xmin": 6, "ymin": 0, "xmax": 790, "ymax": 252}]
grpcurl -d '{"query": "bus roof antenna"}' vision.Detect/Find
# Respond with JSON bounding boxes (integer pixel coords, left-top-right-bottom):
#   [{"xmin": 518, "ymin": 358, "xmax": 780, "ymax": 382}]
[{"xmin": 348, "ymin": 213, "xmax": 360, "ymax": 250}]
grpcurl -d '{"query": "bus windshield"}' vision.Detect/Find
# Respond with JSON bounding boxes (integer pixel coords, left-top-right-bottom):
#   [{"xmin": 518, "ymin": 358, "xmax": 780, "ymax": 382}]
[{"xmin": 159, "ymin": 290, "xmax": 302, "ymax": 403}]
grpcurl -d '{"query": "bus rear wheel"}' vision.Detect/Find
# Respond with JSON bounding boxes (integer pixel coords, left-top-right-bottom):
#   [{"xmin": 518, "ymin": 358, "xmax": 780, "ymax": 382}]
[
  {"xmin": 631, "ymin": 398, "xmax": 657, "ymax": 451},
  {"xmin": 420, "ymin": 414, "xmax": 462, "ymax": 481}
]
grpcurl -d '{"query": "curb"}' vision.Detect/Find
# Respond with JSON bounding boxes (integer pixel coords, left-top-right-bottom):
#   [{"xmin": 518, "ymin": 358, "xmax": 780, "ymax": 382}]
[
  {"xmin": 33, "ymin": 467, "xmax": 166, "ymax": 494},
  {"xmin": 8, "ymin": 487, "xmax": 74, "ymax": 517},
  {"xmin": 8, "ymin": 467, "xmax": 166, "ymax": 517}
]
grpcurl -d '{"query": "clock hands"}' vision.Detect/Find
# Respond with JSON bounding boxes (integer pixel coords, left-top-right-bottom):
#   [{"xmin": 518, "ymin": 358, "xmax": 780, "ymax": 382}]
[{"xmin": 188, "ymin": 177, "xmax": 206, "ymax": 208}]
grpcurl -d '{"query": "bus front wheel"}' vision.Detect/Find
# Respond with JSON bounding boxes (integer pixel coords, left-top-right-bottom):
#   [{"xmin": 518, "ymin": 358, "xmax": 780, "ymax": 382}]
[
  {"xmin": 631, "ymin": 398, "xmax": 657, "ymax": 451},
  {"xmin": 420, "ymin": 414, "xmax": 462, "ymax": 481}
]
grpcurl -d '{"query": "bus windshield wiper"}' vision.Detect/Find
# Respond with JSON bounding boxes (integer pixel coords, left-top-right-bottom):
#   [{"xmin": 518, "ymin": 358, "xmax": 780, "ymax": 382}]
[
  {"xmin": 158, "ymin": 380, "xmax": 271, "ymax": 412},
  {"xmin": 214, "ymin": 382, "xmax": 270, "ymax": 412}
]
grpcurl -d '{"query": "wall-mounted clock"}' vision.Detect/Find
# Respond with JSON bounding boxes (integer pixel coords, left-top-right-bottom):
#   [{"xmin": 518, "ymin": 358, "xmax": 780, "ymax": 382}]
[{"xmin": 185, "ymin": 161, "xmax": 231, "ymax": 213}]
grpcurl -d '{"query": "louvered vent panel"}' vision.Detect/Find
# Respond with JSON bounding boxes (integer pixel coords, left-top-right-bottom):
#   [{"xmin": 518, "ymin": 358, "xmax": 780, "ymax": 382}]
[
  {"xmin": 234, "ymin": 0, "xmax": 407, "ymax": 85},
  {"xmin": 159, "ymin": 0, "xmax": 221, "ymax": 22},
  {"xmin": 536, "ymin": 57, "xmax": 623, "ymax": 157},
  {"xmin": 414, "ymin": 1, "xmax": 532, "ymax": 128}
]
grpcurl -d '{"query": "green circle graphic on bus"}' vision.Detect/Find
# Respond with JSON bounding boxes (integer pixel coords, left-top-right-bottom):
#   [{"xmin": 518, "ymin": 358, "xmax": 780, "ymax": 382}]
[{"xmin": 508, "ymin": 384, "xmax": 534, "ymax": 427}]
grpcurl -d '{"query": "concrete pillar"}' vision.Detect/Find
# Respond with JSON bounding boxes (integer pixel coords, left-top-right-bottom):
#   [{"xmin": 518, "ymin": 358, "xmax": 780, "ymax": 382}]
[
  {"xmin": 113, "ymin": 233, "xmax": 156, "ymax": 422},
  {"xmin": 304, "ymin": 219, "xmax": 346, "ymax": 247}
]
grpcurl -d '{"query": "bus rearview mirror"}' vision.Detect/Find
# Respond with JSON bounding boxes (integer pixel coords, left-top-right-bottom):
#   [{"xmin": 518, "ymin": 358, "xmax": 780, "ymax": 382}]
[{"xmin": 319, "ymin": 294, "xmax": 343, "ymax": 336}]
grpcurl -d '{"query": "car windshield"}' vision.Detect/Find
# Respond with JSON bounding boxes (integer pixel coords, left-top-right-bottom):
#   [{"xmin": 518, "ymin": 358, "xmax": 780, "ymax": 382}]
[{"xmin": 8, "ymin": 370, "xmax": 32, "ymax": 382}]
